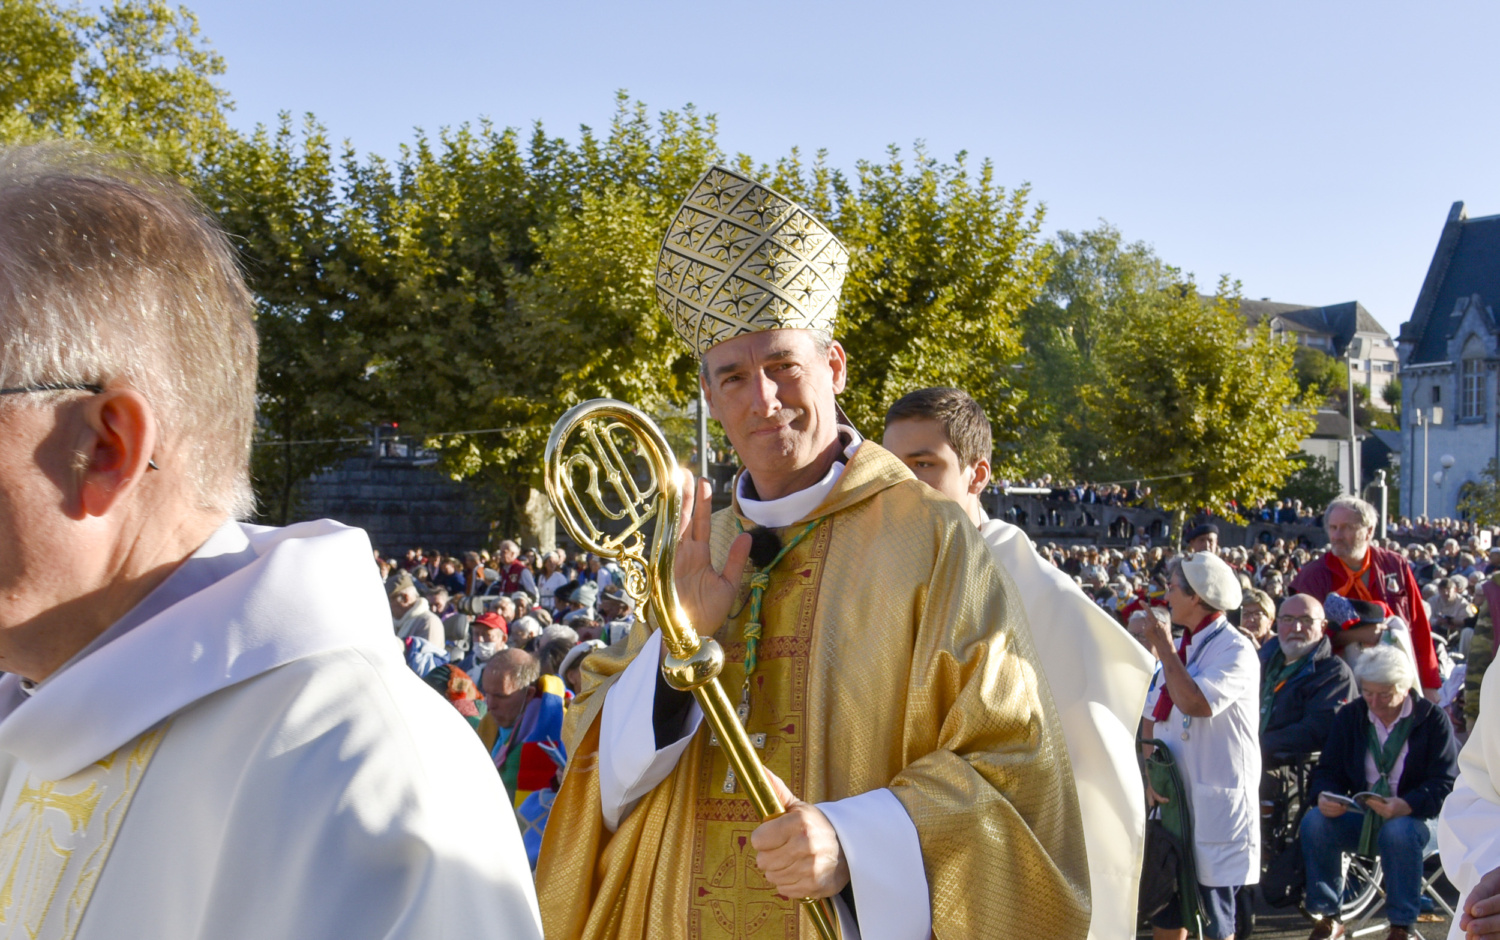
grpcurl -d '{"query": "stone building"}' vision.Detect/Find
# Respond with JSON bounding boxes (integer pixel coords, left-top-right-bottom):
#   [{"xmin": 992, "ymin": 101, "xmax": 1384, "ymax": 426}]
[
  {"xmin": 1397, "ymin": 201, "xmax": 1500, "ymax": 520},
  {"xmin": 1240, "ymin": 298, "xmax": 1400, "ymax": 408}
]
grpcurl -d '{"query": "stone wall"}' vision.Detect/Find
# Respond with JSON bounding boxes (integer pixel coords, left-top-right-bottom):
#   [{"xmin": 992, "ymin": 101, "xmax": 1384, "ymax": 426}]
[
  {"xmin": 295, "ymin": 455, "xmax": 490, "ymax": 555},
  {"xmin": 985, "ymin": 492, "xmax": 1331, "ymax": 550}
]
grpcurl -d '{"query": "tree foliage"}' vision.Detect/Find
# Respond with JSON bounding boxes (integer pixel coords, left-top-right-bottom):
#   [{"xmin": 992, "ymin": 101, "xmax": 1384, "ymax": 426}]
[
  {"xmin": 1459, "ymin": 459, "xmax": 1500, "ymax": 526},
  {"xmin": 827, "ymin": 147, "xmax": 1047, "ymax": 469},
  {"xmin": 1, "ymin": 0, "xmax": 232, "ymax": 171},
  {"xmin": 2, "ymin": 0, "xmax": 1329, "ymax": 540},
  {"xmin": 1018, "ymin": 223, "xmax": 1174, "ymax": 479},
  {"xmin": 1093, "ymin": 277, "xmax": 1317, "ymax": 517},
  {"xmin": 1278, "ymin": 453, "xmax": 1341, "ymax": 510}
]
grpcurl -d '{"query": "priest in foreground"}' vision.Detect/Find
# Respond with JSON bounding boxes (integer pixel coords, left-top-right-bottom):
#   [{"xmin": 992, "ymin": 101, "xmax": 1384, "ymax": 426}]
[
  {"xmin": 0, "ymin": 145, "xmax": 542, "ymax": 940},
  {"xmin": 535, "ymin": 166, "xmax": 1089, "ymax": 940}
]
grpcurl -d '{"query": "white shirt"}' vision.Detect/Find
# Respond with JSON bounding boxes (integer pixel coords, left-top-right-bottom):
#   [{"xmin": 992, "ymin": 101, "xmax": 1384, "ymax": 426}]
[
  {"xmin": 979, "ymin": 514, "xmax": 1155, "ymax": 940},
  {"xmin": 1156, "ymin": 615, "xmax": 1263, "ymax": 887},
  {"xmin": 1440, "ymin": 662, "xmax": 1500, "ymax": 939}
]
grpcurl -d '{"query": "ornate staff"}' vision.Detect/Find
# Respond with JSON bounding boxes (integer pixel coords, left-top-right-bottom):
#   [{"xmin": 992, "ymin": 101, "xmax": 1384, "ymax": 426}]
[{"xmin": 544, "ymin": 398, "xmax": 841, "ymax": 940}]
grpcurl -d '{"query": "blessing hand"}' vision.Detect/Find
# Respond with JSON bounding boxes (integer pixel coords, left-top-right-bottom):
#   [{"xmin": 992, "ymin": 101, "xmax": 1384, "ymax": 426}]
[
  {"xmin": 672, "ymin": 475, "xmax": 751, "ymax": 638},
  {"xmin": 750, "ymin": 770, "xmax": 850, "ymax": 900}
]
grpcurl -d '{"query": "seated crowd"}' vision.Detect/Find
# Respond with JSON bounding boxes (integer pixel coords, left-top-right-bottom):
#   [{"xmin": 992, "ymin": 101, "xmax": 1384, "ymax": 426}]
[
  {"xmin": 379, "ymin": 493, "xmax": 1493, "ymax": 937},
  {"xmin": 1118, "ymin": 496, "xmax": 1479, "ymax": 940},
  {"xmin": 374, "ymin": 539, "xmax": 643, "ymax": 867}
]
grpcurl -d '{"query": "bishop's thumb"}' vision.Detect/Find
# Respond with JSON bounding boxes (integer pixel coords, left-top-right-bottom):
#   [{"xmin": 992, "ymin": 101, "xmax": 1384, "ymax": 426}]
[
  {"xmin": 722, "ymin": 532, "xmax": 752, "ymax": 584},
  {"xmin": 764, "ymin": 767, "xmax": 799, "ymax": 809}
]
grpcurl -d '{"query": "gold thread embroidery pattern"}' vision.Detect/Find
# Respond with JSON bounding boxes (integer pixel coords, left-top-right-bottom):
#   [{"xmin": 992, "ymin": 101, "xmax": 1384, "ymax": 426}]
[
  {"xmin": 0, "ymin": 725, "xmax": 167, "ymax": 940},
  {"xmin": 656, "ymin": 166, "xmax": 849, "ymax": 356}
]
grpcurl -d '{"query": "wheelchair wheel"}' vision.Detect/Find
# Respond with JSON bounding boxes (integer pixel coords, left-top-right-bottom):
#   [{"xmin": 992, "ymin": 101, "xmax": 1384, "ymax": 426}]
[{"xmin": 1339, "ymin": 854, "xmax": 1384, "ymax": 921}]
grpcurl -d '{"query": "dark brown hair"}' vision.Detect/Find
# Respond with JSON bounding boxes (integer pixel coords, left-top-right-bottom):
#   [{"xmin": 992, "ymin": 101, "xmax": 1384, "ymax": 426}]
[{"xmin": 883, "ymin": 387, "xmax": 993, "ymax": 467}]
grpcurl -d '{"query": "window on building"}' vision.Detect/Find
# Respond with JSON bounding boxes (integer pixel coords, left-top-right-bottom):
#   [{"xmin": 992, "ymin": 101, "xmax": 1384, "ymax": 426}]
[
  {"xmin": 1433, "ymin": 384, "xmax": 1442, "ymax": 404},
  {"xmin": 1463, "ymin": 358, "xmax": 1486, "ymax": 419}
]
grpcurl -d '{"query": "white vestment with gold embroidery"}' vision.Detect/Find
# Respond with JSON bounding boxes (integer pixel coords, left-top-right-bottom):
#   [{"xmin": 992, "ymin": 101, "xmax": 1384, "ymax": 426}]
[{"xmin": 0, "ymin": 520, "xmax": 541, "ymax": 940}]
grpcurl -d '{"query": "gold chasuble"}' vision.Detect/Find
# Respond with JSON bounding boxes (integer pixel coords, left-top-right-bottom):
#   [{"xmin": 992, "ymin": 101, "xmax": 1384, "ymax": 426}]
[{"xmin": 536, "ymin": 442, "xmax": 1089, "ymax": 940}]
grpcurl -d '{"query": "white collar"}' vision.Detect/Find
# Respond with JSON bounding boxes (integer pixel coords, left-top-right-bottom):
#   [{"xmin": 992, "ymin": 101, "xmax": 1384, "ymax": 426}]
[{"xmin": 736, "ymin": 427, "xmax": 862, "ymax": 528}]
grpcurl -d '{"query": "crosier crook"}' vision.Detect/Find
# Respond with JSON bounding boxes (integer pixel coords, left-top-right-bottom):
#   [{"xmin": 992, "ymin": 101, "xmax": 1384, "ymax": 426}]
[{"xmin": 544, "ymin": 398, "xmax": 842, "ymax": 940}]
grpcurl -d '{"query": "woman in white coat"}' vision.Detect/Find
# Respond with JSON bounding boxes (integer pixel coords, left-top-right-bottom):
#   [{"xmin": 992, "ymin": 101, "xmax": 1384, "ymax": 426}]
[{"xmin": 1142, "ymin": 552, "xmax": 1262, "ymax": 940}]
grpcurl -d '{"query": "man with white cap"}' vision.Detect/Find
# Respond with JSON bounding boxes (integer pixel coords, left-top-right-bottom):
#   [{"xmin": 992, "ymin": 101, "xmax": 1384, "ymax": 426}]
[{"xmin": 1141, "ymin": 551, "xmax": 1261, "ymax": 940}]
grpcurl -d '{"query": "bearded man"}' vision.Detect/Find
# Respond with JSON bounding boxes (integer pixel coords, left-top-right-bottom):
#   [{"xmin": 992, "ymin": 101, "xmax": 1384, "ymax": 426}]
[
  {"xmin": 1289, "ymin": 496, "xmax": 1441, "ymax": 698},
  {"xmin": 536, "ymin": 167, "xmax": 1087, "ymax": 940}
]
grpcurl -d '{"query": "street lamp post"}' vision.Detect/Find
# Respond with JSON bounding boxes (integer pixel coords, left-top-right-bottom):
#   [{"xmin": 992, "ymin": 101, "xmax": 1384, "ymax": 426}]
[
  {"xmin": 1415, "ymin": 406, "xmax": 1444, "ymax": 518},
  {"xmin": 1375, "ymin": 469, "xmax": 1388, "ymax": 539}
]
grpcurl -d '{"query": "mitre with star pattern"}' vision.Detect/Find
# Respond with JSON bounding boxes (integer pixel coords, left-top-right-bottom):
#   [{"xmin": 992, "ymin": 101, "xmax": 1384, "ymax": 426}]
[{"xmin": 655, "ymin": 165, "xmax": 850, "ymax": 356}]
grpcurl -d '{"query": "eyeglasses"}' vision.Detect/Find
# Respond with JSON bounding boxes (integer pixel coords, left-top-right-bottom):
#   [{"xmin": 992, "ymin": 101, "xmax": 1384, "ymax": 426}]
[
  {"xmin": 1276, "ymin": 615, "xmax": 1323, "ymax": 628},
  {"xmin": 0, "ymin": 383, "xmax": 158, "ymax": 470},
  {"xmin": 0, "ymin": 382, "xmax": 104, "ymax": 396}
]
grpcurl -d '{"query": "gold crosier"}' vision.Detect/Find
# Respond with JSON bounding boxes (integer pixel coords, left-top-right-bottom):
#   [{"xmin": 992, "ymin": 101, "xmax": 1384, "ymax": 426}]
[{"xmin": 545, "ymin": 399, "xmax": 841, "ymax": 940}]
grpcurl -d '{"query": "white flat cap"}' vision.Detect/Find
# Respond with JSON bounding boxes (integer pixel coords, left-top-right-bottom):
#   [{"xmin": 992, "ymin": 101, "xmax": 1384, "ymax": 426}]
[{"xmin": 1181, "ymin": 551, "xmax": 1243, "ymax": 611}]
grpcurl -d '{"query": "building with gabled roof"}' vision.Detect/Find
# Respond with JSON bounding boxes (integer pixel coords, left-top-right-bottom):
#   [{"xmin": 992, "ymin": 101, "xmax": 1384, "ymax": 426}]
[
  {"xmin": 1240, "ymin": 298, "xmax": 1399, "ymax": 408},
  {"xmin": 1396, "ymin": 201, "xmax": 1500, "ymax": 520}
]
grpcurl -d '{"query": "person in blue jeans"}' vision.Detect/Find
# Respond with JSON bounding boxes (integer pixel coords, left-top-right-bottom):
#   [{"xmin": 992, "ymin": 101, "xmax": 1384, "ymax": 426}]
[{"xmin": 1300, "ymin": 645, "xmax": 1458, "ymax": 940}]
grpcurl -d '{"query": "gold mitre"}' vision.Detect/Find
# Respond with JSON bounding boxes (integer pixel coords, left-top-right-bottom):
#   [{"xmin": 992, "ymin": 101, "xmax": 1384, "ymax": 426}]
[{"xmin": 656, "ymin": 165, "xmax": 849, "ymax": 356}]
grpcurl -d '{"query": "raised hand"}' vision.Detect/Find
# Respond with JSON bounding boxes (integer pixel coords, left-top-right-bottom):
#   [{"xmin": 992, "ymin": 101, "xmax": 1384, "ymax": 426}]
[{"xmin": 672, "ymin": 475, "xmax": 751, "ymax": 637}]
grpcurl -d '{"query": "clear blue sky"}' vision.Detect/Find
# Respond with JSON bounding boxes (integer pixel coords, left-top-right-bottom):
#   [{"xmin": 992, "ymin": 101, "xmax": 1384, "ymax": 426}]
[{"xmin": 186, "ymin": 0, "xmax": 1498, "ymax": 338}]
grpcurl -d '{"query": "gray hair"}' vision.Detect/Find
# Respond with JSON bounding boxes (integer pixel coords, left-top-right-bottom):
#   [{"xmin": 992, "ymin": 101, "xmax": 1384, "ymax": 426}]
[
  {"xmin": 1353, "ymin": 644, "xmax": 1416, "ymax": 695},
  {"xmin": 0, "ymin": 145, "xmax": 258, "ymax": 518},
  {"xmin": 698, "ymin": 328, "xmax": 833, "ymax": 378},
  {"xmin": 1325, "ymin": 495, "xmax": 1378, "ymax": 531}
]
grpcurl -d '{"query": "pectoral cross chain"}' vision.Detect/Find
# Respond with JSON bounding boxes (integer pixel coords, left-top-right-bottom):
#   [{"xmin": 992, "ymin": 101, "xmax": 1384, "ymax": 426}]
[{"xmin": 708, "ymin": 692, "xmax": 764, "ymax": 793}]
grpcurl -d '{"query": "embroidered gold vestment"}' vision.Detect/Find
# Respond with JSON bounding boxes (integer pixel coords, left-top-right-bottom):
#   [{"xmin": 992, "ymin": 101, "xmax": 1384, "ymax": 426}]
[
  {"xmin": 0, "ymin": 725, "xmax": 165, "ymax": 940},
  {"xmin": 536, "ymin": 442, "xmax": 1089, "ymax": 940}
]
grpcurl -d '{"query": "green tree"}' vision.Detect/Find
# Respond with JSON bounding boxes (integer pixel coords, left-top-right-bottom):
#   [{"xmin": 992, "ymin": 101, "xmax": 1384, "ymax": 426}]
[
  {"xmin": 829, "ymin": 145, "xmax": 1049, "ymax": 476},
  {"xmin": 1382, "ymin": 376, "xmax": 1403, "ymax": 416},
  {"xmin": 1018, "ymin": 223, "xmax": 1175, "ymax": 479},
  {"xmin": 1293, "ymin": 346, "xmax": 1347, "ymax": 397},
  {"xmin": 332, "ymin": 98, "xmax": 719, "ymax": 544},
  {"xmin": 1, "ymin": 0, "xmax": 233, "ymax": 171},
  {"xmin": 1093, "ymin": 277, "xmax": 1318, "ymax": 523},
  {"xmin": 1459, "ymin": 459, "xmax": 1500, "ymax": 526},
  {"xmin": 199, "ymin": 117, "xmax": 379, "ymax": 524},
  {"xmin": 1277, "ymin": 453, "xmax": 1341, "ymax": 509}
]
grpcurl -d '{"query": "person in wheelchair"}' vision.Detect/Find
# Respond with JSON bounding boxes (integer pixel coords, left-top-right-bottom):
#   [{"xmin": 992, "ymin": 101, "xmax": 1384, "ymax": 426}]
[
  {"xmin": 1261, "ymin": 594, "xmax": 1359, "ymax": 761},
  {"xmin": 1300, "ymin": 645, "xmax": 1459, "ymax": 940}
]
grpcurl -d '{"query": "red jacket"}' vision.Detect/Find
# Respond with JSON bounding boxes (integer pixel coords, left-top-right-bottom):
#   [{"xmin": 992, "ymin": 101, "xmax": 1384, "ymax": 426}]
[{"xmin": 1290, "ymin": 546, "xmax": 1440, "ymax": 690}]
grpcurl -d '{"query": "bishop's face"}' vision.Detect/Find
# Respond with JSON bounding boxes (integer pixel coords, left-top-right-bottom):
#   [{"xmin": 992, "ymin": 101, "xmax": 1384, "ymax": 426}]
[{"xmin": 700, "ymin": 330, "xmax": 847, "ymax": 500}]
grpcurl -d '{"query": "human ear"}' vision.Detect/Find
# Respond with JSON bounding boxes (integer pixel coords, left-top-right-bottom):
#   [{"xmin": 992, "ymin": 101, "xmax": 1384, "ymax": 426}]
[
  {"xmin": 967, "ymin": 457, "xmax": 992, "ymax": 497},
  {"xmin": 827, "ymin": 341, "xmax": 848, "ymax": 395},
  {"xmin": 76, "ymin": 389, "xmax": 157, "ymax": 518}
]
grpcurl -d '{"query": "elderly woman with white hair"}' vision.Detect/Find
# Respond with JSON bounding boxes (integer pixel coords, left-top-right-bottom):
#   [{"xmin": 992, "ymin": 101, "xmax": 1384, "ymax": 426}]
[{"xmin": 1299, "ymin": 645, "xmax": 1459, "ymax": 940}]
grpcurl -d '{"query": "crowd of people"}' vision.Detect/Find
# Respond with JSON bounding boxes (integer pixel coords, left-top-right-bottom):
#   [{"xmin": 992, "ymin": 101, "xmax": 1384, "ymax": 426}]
[
  {"xmin": 1091, "ymin": 495, "xmax": 1498, "ymax": 940},
  {"xmin": 374, "ymin": 487, "xmax": 1500, "ymax": 938},
  {"xmin": 21, "ymin": 143, "xmax": 1500, "ymax": 940}
]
